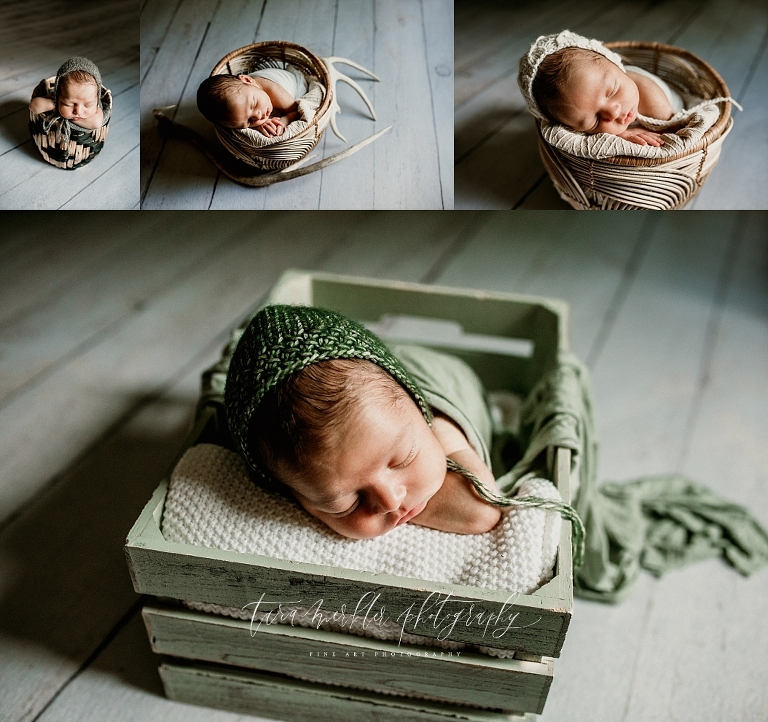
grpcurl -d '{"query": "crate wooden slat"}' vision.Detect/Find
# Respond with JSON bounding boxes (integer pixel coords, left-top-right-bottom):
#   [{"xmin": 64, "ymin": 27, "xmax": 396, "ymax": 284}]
[
  {"xmin": 159, "ymin": 660, "xmax": 537, "ymax": 722},
  {"xmin": 143, "ymin": 604, "xmax": 554, "ymax": 713}
]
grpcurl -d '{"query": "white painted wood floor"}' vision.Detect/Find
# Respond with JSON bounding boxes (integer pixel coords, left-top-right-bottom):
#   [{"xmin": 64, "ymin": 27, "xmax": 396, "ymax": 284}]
[
  {"xmin": 455, "ymin": 0, "xmax": 768, "ymax": 210},
  {"xmin": 0, "ymin": 0, "xmax": 140, "ymax": 210},
  {"xmin": 1, "ymin": 212, "xmax": 766, "ymax": 722},
  {"xmin": 140, "ymin": 0, "xmax": 453, "ymax": 210}
]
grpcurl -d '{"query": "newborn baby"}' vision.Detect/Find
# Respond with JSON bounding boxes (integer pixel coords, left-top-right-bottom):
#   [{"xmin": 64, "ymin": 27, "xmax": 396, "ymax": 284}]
[
  {"xmin": 197, "ymin": 66, "xmax": 307, "ymax": 136},
  {"xmin": 29, "ymin": 56, "xmax": 105, "ymax": 130},
  {"xmin": 520, "ymin": 31, "xmax": 684, "ymax": 147},
  {"xmin": 224, "ymin": 305, "xmax": 502, "ymax": 540}
]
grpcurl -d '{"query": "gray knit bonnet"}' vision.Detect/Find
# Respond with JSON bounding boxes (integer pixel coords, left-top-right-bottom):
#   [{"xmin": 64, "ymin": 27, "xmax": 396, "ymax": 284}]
[
  {"xmin": 54, "ymin": 56, "xmax": 104, "ymax": 105},
  {"xmin": 518, "ymin": 30, "xmax": 625, "ymax": 122},
  {"xmin": 225, "ymin": 304, "xmax": 432, "ymax": 477}
]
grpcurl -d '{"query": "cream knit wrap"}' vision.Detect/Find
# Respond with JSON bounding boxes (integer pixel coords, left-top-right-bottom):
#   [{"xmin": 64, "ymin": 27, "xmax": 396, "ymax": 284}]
[{"xmin": 518, "ymin": 30, "xmax": 738, "ymax": 160}]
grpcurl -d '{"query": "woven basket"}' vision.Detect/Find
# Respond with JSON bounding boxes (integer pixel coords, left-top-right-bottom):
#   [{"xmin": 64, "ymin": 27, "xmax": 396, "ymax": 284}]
[
  {"xmin": 153, "ymin": 41, "xmax": 388, "ymax": 186},
  {"xmin": 536, "ymin": 41, "xmax": 733, "ymax": 210},
  {"xmin": 29, "ymin": 78, "xmax": 111, "ymax": 170},
  {"xmin": 211, "ymin": 41, "xmax": 335, "ymax": 171}
]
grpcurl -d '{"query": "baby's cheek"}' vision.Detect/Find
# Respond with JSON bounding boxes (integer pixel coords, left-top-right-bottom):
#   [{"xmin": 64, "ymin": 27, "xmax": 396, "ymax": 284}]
[{"xmin": 348, "ymin": 512, "xmax": 389, "ymax": 539}]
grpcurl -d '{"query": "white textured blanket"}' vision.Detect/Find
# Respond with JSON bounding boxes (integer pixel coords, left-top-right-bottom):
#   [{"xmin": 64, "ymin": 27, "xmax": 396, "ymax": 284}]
[{"xmin": 162, "ymin": 443, "xmax": 562, "ymax": 655}]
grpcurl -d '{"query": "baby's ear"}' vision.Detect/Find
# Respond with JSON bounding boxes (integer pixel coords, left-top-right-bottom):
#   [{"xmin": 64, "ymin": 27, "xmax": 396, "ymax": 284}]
[{"xmin": 237, "ymin": 74, "xmax": 256, "ymax": 85}]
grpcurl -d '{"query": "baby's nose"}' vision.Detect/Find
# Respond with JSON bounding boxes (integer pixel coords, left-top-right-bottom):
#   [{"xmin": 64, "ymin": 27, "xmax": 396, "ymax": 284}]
[{"xmin": 372, "ymin": 482, "xmax": 407, "ymax": 513}]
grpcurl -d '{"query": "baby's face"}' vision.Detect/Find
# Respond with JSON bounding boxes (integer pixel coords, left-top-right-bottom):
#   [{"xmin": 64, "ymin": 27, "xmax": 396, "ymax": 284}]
[
  {"xmin": 557, "ymin": 56, "xmax": 640, "ymax": 135},
  {"xmin": 219, "ymin": 75, "xmax": 273, "ymax": 129},
  {"xmin": 57, "ymin": 80, "xmax": 99, "ymax": 122},
  {"xmin": 286, "ymin": 392, "xmax": 446, "ymax": 539}
]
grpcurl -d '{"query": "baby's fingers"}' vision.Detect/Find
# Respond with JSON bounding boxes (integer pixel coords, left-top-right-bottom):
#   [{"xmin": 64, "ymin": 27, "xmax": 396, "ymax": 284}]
[{"xmin": 641, "ymin": 131, "xmax": 664, "ymax": 147}]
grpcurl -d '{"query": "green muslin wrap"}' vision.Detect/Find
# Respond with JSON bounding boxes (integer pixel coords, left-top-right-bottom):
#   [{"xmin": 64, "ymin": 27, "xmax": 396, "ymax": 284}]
[{"xmin": 503, "ymin": 352, "xmax": 768, "ymax": 603}]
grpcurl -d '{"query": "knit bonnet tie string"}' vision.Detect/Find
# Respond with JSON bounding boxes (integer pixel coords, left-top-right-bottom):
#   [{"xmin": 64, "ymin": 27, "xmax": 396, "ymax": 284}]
[{"xmin": 446, "ymin": 457, "xmax": 586, "ymax": 569}]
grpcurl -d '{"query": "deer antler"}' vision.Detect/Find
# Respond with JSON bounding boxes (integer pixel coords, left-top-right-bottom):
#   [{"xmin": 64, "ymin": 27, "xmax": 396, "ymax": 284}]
[{"xmin": 322, "ymin": 56, "xmax": 379, "ymax": 142}]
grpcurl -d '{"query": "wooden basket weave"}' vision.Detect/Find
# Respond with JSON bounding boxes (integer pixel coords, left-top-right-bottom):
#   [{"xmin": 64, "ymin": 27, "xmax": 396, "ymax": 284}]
[
  {"xmin": 210, "ymin": 41, "xmax": 334, "ymax": 171},
  {"xmin": 29, "ymin": 79, "xmax": 111, "ymax": 170},
  {"xmin": 536, "ymin": 41, "xmax": 733, "ymax": 210}
]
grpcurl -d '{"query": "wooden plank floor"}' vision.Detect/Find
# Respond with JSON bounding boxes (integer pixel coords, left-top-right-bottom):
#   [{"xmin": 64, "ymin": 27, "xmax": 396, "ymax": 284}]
[
  {"xmin": 140, "ymin": 0, "xmax": 453, "ymax": 210},
  {"xmin": 0, "ymin": 0, "xmax": 140, "ymax": 210},
  {"xmin": 455, "ymin": 0, "xmax": 768, "ymax": 210},
  {"xmin": 1, "ymin": 212, "xmax": 766, "ymax": 722}
]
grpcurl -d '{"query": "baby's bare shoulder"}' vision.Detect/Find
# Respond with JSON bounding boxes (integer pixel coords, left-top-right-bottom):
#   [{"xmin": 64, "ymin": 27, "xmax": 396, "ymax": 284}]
[
  {"xmin": 627, "ymin": 70, "xmax": 674, "ymax": 120},
  {"xmin": 257, "ymin": 76, "xmax": 295, "ymax": 108}
]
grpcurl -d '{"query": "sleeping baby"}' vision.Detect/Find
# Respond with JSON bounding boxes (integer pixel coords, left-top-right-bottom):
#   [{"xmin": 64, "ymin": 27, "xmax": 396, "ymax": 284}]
[
  {"xmin": 29, "ymin": 56, "xmax": 105, "ymax": 130},
  {"xmin": 224, "ymin": 305, "xmax": 503, "ymax": 539},
  {"xmin": 520, "ymin": 30, "xmax": 684, "ymax": 147},
  {"xmin": 197, "ymin": 66, "xmax": 307, "ymax": 136}
]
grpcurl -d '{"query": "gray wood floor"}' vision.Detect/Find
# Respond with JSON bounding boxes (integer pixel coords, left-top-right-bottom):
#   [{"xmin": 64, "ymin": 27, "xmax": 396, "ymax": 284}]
[
  {"xmin": 140, "ymin": 0, "xmax": 453, "ymax": 210},
  {"xmin": 0, "ymin": 0, "xmax": 140, "ymax": 210},
  {"xmin": 455, "ymin": 0, "xmax": 768, "ymax": 210},
  {"xmin": 1, "ymin": 212, "xmax": 766, "ymax": 722}
]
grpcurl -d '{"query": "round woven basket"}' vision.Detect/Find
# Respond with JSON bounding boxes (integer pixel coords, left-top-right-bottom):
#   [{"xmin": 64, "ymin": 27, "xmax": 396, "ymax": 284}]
[
  {"xmin": 210, "ymin": 41, "xmax": 334, "ymax": 171},
  {"xmin": 29, "ymin": 80, "xmax": 112, "ymax": 170},
  {"xmin": 536, "ymin": 41, "xmax": 733, "ymax": 210}
]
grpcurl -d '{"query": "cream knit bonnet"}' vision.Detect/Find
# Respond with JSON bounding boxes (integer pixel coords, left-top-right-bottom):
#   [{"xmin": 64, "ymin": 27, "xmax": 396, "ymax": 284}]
[{"xmin": 518, "ymin": 30, "xmax": 625, "ymax": 123}]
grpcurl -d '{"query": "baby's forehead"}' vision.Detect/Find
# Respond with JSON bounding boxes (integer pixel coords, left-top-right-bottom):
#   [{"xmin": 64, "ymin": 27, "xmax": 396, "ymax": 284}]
[
  {"xmin": 567, "ymin": 51, "xmax": 610, "ymax": 75},
  {"xmin": 226, "ymin": 82, "xmax": 256, "ymax": 107},
  {"xmin": 59, "ymin": 77, "xmax": 98, "ymax": 95}
]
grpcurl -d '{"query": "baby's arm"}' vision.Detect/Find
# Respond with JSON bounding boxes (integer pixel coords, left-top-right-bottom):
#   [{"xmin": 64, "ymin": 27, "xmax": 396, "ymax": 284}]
[
  {"xmin": 627, "ymin": 70, "xmax": 675, "ymax": 121},
  {"xmin": 29, "ymin": 97, "xmax": 55, "ymax": 115},
  {"xmin": 411, "ymin": 413, "xmax": 502, "ymax": 534}
]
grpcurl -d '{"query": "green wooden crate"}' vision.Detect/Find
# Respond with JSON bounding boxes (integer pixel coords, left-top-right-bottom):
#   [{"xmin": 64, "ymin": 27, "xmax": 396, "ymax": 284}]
[
  {"xmin": 145, "ymin": 602, "xmax": 554, "ymax": 713},
  {"xmin": 125, "ymin": 271, "xmax": 575, "ymax": 720}
]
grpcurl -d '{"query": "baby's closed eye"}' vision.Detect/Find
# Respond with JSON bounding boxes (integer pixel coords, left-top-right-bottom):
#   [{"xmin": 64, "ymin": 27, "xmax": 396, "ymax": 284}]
[
  {"xmin": 326, "ymin": 498, "xmax": 360, "ymax": 517},
  {"xmin": 392, "ymin": 442, "xmax": 417, "ymax": 469}
]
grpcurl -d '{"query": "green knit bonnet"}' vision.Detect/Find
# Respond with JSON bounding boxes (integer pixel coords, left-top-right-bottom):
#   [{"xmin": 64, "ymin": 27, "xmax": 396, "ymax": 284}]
[{"xmin": 225, "ymin": 304, "xmax": 432, "ymax": 477}]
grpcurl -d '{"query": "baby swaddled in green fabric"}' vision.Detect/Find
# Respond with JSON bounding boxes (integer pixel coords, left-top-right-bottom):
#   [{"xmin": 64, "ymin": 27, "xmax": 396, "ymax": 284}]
[{"xmin": 205, "ymin": 302, "xmax": 768, "ymax": 603}]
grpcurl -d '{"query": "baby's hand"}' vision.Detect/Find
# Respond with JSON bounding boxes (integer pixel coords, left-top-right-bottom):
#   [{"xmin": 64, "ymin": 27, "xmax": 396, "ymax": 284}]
[
  {"xmin": 617, "ymin": 128, "xmax": 664, "ymax": 147},
  {"xmin": 411, "ymin": 461, "xmax": 501, "ymax": 534},
  {"xmin": 256, "ymin": 117, "xmax": 287, "ymax": 137},
  {"xmin": 29, "ymin": 97, "xmax": 55, "ymax": 115},
  {"xmin": 410, "ymin": 414, "xmax": 501, "ymax": 535}
]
